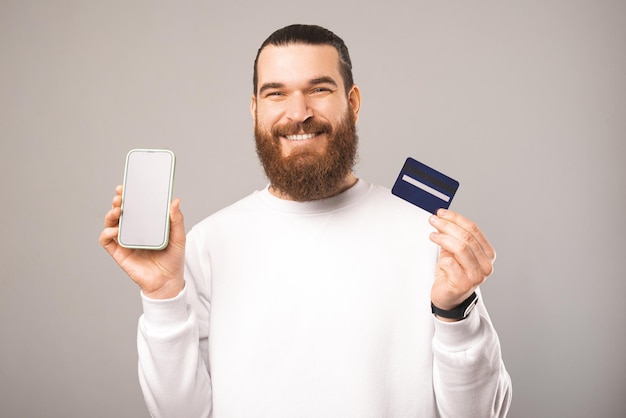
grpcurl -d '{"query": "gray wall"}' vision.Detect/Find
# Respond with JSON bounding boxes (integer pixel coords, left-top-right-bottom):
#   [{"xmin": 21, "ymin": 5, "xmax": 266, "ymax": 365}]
[{"xmin": 1, "ymin": 1, "xmax": 624, "ymax": 417}]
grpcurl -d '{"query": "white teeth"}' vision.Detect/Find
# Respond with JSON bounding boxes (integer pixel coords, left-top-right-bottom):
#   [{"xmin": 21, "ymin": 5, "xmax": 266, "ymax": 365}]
[{"xmin": 285, "ymin": 133, "xmax": 317, "ymax": 141}]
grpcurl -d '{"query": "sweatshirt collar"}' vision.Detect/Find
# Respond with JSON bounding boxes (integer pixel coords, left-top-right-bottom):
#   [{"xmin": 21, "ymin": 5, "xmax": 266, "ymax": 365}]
[{"xmin": 256, "ymin": 178, "xmax": 372, "ymax": 214}]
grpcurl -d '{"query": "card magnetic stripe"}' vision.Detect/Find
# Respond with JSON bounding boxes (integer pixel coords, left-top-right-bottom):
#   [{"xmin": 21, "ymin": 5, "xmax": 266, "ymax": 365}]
[{"xmin": 401, "ymin": 161, "xmax": 457, "ymax": 195}]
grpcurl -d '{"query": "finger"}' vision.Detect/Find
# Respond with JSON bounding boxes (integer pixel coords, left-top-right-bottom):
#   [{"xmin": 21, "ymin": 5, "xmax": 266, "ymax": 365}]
[
  {"xmin": 437, "ymin": 255, "xmax": 465, "ymax": 286},
  {"xmin": 111, "ymin": 186, "xmax": 123, "ymax": 210},
  {"xmin": 111, "ymin": 194, "xmax": 122, "ymax": 210},
  {"xmin": 432, "ymin": 256, "xmax": 475, "ymax": 307},
  {"xmin": 429, "ymin": 211, "xmax": 495, "ymax": 274},
  {"xmin": 429, "ymin": 212, "xmax": 494, "ymax": 282},
  {"xmin": 430, "ymin": 230, "xmax": 489, "ymax": 286},
  {"xmin": 430, "ymin": 223, "xmax": 492, "ymax": 277},
  {"xmin": 435, "ymin": 209, "xmax": 496, "ymax": 261},
  {"xmin": 99, "ymin": 226, "xmax": 119, "ymax": 250},
  {"xmin": 429, "ymin": 215, "xmax": 487, "ymax": 263},
  {"xmin": 103, "ymin": 206, "xmax": 121, "ymax": 228},
  {"xmin": 170, "ymin": 198, "xmax": 183, "ymax": 226},
  {"xmin": 167, "ymin": 198, "xmax": 186, "ymax": 249}
]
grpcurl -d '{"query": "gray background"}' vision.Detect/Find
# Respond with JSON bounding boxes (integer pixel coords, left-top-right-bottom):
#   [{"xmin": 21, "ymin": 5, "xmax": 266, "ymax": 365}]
[{"xmin": 1, "ymin": 1, "xmax": 624, "ymax": 417}]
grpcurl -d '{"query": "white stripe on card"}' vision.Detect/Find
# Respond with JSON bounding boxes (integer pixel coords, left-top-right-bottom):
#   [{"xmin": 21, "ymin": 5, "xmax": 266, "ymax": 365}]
[{"xmin": 401, "ymin": 174, "xmax": 450, "ymax": 202}]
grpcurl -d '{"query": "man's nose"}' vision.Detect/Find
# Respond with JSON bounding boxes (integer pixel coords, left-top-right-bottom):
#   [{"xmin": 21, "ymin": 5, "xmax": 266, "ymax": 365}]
[{"xmin": 285, "ymin": 93, "xmax": 313, "ymax": 123}]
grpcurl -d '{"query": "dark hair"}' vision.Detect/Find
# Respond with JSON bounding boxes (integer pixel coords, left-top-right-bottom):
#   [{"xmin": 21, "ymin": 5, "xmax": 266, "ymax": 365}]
[{"xmin": 253, "ymin": 24, "xmax": 354, "ymax": 95}]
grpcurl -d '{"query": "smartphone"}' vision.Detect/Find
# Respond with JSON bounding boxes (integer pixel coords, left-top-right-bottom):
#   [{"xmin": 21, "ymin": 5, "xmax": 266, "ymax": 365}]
[{"xmin": 118, "ymin": 149, "xmax": 176, "ymax": 250}]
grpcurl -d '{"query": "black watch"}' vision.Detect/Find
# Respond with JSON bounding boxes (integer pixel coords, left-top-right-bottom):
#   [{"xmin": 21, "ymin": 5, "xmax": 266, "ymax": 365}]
[{"xmin": 431, "ymin": 291, "xmax": 479, "ymax": 320}]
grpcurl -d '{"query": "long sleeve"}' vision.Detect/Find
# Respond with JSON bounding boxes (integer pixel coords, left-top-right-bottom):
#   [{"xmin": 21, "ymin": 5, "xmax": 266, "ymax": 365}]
[
  {"xmin": 432, "ymin": 291, "xmax": 512, "ymax": 418},
  {"xmin": 136, "ymin": 230, "xmax": 213, "ymax": 418}
]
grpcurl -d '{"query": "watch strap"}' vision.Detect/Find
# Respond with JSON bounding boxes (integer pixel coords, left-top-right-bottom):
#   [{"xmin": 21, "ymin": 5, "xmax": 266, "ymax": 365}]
[{"xmin": 431, "ymin": 291, "xmax": 479, "ymax": 320}]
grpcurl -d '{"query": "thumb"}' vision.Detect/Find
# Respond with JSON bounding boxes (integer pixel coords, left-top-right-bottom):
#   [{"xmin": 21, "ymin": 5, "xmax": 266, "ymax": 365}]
[{"xmin": 168, "ymin": 198, "xmax": 186, "ymax": 246}]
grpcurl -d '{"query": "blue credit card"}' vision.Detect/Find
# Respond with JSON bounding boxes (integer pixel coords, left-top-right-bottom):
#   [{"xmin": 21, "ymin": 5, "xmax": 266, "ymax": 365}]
[{"xmin": 391, "ymin": 157, "xmax": 460, "ymax": 214}]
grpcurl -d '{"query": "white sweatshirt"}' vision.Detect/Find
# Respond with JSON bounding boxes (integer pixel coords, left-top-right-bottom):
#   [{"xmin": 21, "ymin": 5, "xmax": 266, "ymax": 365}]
[{"xmin": 137, "ymin": 179, "xmax": 512, "ymax": 417}]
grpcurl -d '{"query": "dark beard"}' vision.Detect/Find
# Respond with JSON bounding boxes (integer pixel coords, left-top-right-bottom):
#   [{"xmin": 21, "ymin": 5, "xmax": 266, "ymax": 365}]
[{"xmin": 255, "ymin": 110, "xmax": 358, "ymax": 201}]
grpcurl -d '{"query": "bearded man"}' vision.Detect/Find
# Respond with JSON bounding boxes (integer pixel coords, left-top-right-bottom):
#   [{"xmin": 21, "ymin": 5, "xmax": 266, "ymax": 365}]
[{"xmin": 100, "ymin": 24, "xmax": 512, "ymax": 418}]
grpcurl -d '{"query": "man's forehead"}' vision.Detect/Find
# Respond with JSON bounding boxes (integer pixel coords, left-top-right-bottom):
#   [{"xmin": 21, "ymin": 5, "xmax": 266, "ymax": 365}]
[{"xmin": 256, "ymin": 43, "xmax": 342, "ymax": 84}]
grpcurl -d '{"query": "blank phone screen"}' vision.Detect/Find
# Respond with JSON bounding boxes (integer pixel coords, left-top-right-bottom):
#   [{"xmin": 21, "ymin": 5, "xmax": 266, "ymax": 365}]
[{"xmin": 118, "ymin": 149, "xmax": 175, "ymax": 249}]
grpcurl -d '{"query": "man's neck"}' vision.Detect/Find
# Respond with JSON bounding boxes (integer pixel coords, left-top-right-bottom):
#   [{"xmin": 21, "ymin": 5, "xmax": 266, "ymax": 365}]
[{"xmin": 269, "ymin": 173, "xmax": 358, "ymax": 201}]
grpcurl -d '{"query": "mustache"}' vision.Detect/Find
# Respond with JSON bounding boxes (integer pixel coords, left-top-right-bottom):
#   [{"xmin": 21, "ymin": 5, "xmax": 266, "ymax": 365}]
[{"xmin": 271, "ymin": 119, "xmax": 332, "ymax": 137}]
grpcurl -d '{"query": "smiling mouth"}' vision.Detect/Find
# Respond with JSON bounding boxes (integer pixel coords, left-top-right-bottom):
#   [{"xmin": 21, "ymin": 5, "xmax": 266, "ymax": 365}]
[{"xmin": 284, "ymin": 132, "xmax": 320, "ymax": 141}]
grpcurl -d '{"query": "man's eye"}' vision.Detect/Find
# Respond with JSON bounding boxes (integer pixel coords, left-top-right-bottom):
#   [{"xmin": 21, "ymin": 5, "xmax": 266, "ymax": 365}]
[
  {"xmin": 311, "ymin": 87, "xmax": 335, "ymax": 96},
  {"xmin": 265, "ymin": 91, "xmax": 284, "ymax": 98}
]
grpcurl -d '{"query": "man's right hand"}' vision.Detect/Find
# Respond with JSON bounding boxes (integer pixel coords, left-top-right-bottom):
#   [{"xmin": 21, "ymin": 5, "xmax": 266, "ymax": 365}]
[{"xmin": 99, "ymin": 185, "xmax": 186, "ymax": 299}]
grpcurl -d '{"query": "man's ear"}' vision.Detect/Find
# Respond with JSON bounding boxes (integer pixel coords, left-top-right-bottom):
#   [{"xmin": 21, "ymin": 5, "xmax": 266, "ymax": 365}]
[
  {"xmin": 250, "ymin": 94, "xmax": 257, "ymax": 121},
  {"xmin": 348, "ymin": 85, "xmax": 361, "ymax": 123}
]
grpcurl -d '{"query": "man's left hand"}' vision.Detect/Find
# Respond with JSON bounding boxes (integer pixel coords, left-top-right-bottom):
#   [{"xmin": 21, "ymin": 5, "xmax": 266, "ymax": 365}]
[{"xmin": 428, "ymin": 209, "xmax": 496, "ymax": 316}]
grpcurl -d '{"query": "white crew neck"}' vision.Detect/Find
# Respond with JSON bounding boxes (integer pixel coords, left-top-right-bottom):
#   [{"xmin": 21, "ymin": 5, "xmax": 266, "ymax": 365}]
[{"xmin": 255, "ymin": 178, "xmax": 373, "ymax": 214}]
